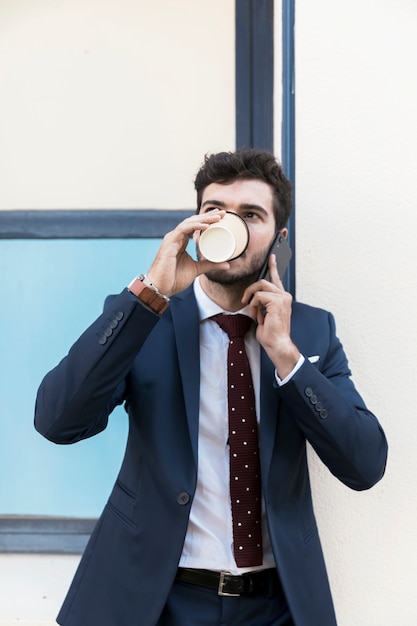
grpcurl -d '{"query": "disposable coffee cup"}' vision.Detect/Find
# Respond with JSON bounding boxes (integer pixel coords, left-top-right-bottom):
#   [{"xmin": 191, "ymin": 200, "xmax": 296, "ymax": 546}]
[{"xmin": 199, "ymin": 212, "xmax": 249, "ymax": 262}]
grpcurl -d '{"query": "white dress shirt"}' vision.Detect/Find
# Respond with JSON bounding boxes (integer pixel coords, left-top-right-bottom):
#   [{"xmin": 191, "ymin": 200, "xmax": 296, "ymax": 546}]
[{"xmin": 179, "ymin": 277, "xmax": 279, "ymax": 574}]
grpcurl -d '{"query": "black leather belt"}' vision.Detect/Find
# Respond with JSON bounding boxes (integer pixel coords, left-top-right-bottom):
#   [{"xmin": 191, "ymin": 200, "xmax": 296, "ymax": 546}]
[{"xmin": 176, "ymin": 568, "xmax": 281, "ymax": 597}]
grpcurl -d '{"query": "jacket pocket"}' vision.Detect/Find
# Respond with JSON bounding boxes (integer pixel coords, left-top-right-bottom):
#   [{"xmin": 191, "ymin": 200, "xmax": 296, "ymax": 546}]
[
  {"xmin": 106, "ymin": 500, "xmax": 138, "ymax": 532},
  {"xmin": 106, "ymin": 478, "xmax": 138, "ymax": 531}
]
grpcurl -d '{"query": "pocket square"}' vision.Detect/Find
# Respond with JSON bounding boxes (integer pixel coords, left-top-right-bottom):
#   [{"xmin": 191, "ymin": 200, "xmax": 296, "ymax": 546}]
[{"xmin": 308, "ymin": 355, "xmax": 320, "ymax": 363}]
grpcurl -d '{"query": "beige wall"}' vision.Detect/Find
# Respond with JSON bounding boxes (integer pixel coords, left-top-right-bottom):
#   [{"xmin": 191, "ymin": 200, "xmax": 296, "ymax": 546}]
[
  {"xmin": 0, "ymin": 0, "xmax": 235, "ymax": 210},
  {"xmin": 295, "ymin": 1, "xmax": 417, "ymax": 624},
  {"xmin": 1, "ymin": 1, "xmax": 416, "ymax": 624}
]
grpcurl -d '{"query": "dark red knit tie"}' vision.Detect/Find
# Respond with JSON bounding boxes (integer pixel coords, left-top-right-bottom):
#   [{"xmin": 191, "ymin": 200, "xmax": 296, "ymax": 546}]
[{"xmin": 212, "ymin": 313, "xmax": 263, "ymax": 567}]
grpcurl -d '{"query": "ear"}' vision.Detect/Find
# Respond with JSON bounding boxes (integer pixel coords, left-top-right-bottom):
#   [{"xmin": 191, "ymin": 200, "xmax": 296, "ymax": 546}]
[{"xmin": 280, "ymin": 227, "xmax": 289, "ymax": 239}]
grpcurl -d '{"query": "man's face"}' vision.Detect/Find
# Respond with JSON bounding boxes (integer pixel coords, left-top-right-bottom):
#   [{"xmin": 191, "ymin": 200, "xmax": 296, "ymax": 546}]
[{"xmin": 195, "ymin": 179, "xmax": 284, "ymax": 287}]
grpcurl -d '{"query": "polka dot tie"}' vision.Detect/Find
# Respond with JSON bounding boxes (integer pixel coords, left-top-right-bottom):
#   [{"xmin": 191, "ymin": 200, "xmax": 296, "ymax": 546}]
[{"xmin": 212, "ymin": 313, "xmax": 263, "ymax": 567}]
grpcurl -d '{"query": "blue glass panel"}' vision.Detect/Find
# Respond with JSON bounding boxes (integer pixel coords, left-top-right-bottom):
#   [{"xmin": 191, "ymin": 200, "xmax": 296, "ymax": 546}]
[{"xmin": 0, "ymin": 238, "xmax": 163, "ymax": 516}]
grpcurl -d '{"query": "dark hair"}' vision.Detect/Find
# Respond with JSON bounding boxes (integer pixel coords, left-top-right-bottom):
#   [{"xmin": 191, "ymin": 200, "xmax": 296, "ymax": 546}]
[{"xmin": 194, "ymin": 148, "xmax": 292, "ymax": 230}]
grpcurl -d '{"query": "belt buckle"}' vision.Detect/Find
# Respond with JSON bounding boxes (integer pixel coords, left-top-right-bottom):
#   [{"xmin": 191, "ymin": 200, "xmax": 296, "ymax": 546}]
[{"xmin": 218, "ymin": 571, "xmax": 241, "ymax": 597}]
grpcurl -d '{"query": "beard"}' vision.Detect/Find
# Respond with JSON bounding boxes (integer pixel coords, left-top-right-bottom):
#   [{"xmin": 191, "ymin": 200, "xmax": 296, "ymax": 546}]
[{"xmin": 197, "ymin": 246, "xmax": 267, "ymax": 289}]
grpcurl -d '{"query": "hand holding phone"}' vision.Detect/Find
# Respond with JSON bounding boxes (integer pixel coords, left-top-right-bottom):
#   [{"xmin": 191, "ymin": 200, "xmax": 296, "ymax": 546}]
[{"xmin": 257, "ymin": 232, "xmax": 292, "ymax": 282}]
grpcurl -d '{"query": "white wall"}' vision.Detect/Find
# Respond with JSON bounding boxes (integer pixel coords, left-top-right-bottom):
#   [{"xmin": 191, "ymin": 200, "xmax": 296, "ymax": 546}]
[
  {"xmin": 295, "ymin": 1, "xmax": 417, "ymax": 624},
  {"xmin": 2, "ymin": 1, "xmax": 416, "ymax": 624},
  {"xmin": 0, "ymin": 0, "xmax": 235, "ymax": 210}
]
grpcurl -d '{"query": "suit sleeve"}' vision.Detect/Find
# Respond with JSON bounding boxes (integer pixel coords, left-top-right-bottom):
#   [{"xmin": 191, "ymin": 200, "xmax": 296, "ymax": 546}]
[
  {"xmin": 34, "ymin": 289, "xmax": 160, "ymax": 444},
  {"xmin": 278, "ymin": 311, "xmax": 388, "ymax": 490}
]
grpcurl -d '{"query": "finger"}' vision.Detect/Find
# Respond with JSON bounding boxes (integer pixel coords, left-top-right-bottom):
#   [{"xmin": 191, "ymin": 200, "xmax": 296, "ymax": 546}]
[
  {"xmin": 268, "ymin": 254, "xmax": 281, "ymax": 284},
  {"xmin": 246, "ymin": 291, "xmax": 267, "ymax": 320},
  {"xmin": 162, "ymin": 211, "xmax": 226, "ymax": 250},
  {"xmin": 268, "ymin": 254, "xmax": 284, "ymax": 288},
  {"xmin": 241, "ymin": 278, "xmax": 276, "ymax": 306},
  {"xmin": 182, "ymin": 209, "xmax": 226, "ymax": 234}
]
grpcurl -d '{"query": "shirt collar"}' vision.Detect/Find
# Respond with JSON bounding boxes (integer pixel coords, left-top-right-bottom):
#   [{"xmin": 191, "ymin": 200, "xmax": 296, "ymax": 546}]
[{"xmin": 193, "ymin": 276, "xmax": 252, "ymax": 322}]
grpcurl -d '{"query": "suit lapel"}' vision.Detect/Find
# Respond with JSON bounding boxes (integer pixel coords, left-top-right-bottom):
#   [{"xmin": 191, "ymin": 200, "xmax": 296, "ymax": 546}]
[
  {"xmin": 170, "ymin": 287, "xmax": 201, "ymax": 467},
  {"xmin": 259, "ymin": 348, "xmax": 280, "ymax": 480}
]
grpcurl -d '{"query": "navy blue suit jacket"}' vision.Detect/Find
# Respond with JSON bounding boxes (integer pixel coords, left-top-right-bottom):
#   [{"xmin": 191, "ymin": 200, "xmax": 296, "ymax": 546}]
[{"xmin": 35, "ymin": 285, "xmax": 388, "ymax": 626}]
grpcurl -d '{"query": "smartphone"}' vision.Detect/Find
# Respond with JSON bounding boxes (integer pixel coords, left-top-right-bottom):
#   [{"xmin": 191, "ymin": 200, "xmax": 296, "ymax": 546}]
[{"xmin": 257, "ymin": 232, "xmax": 292, "ymax": 281}]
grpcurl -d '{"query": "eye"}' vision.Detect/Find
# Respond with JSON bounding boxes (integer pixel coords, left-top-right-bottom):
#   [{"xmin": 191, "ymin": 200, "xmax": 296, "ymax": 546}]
[{"xmin": 243, "ymin": 211, "xmax": 259, "ymax": 220}]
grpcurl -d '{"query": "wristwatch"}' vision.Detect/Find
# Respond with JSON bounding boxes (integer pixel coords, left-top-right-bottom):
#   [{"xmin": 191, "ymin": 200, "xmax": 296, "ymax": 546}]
[{"xmin": 128, "ymin": 274, "xmax": 170, "ymax": 314}]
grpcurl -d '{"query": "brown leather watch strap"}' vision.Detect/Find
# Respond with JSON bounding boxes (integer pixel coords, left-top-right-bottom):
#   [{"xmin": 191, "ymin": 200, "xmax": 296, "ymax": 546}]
[{"xmin": 128, "ymin": 276, "xmax": 170, "ymax": 314}]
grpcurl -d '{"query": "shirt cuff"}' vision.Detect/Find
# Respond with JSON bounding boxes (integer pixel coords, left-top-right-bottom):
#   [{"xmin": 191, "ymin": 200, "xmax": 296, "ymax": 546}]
[{"xmin": 275, "ymin": 355, "xmax": 305, "ymax": 386}]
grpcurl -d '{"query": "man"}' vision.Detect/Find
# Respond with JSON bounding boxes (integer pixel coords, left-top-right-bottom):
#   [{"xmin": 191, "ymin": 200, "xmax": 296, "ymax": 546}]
[{"xmin": 34, "ymin": 149, "xmax": 388, "ymax": 626}]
